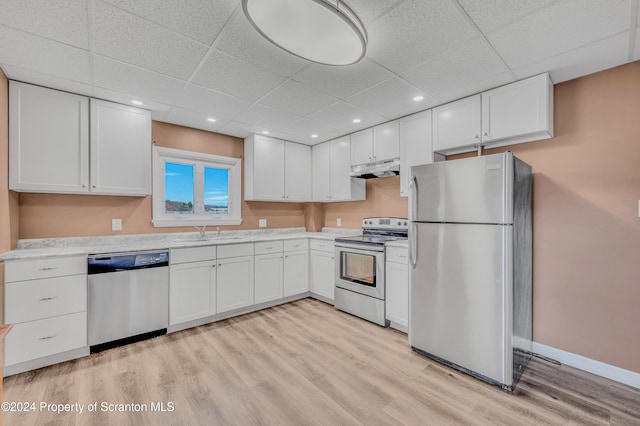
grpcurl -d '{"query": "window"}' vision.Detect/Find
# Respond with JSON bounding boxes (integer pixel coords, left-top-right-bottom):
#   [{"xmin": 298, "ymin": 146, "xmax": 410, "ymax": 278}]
[{"xmin": 152, "ymin": 147, "xmax": 242, "ymax": 227}]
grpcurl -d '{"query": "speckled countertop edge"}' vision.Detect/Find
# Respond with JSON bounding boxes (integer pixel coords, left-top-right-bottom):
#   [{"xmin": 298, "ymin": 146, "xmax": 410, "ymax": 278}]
[{"xmin": 0, "ymin": 227, "xmax": 362, "ymax": 261}]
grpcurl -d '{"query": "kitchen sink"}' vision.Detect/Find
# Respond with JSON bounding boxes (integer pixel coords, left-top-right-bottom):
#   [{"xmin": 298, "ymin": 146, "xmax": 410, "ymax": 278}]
[{"xmin": 169, "ymin": 236, "xmax": 242, "ymax": 243}]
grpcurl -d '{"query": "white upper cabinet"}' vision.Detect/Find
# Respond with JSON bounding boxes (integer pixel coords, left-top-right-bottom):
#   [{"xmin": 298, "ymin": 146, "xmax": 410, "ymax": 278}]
[
  {"xmin": 90, "ymin": 99, "xmax": 151, "ymax": 196},
  {"xmin": 350, "ymin": 121, "xmax": 400, "ymax": 166},
  {"xmin": 432, "ymin": 94, "xmax": 482, "ymax": 153},
  {"xmin": 399, "ymin": 110, "xmax": 433, "ymax": 197},
  {"xmin": 9, "ymin": 81, "xmax": 151, "ymax": 196},
  {"xmin": 432, "ymin": 73, "xmax": 553, "ymax": 154},
  {"xmin": 313, "ymin": 136, "xmax": 366, "ymax": 202},
  {"xmin": 244, "ymin": 134, "xmax": 311, "ymax": 202},
  {"xmin": 9, "ymin": 81, "xmax": 89, "ymax": 193},
  {"xmin": 481, "ymin": 73, "xmax": 553, "ymax": 146}
]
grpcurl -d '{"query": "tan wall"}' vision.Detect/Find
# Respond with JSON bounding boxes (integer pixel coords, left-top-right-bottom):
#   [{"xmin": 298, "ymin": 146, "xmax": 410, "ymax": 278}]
[{"xmin": 18, "ymin": 121, "xmax": 306, "ymax": 238}]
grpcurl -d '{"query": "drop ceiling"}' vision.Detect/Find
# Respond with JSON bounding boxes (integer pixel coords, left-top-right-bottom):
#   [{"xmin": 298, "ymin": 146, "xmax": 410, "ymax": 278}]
[{"xmin": 0, "ymin": 0, "xmax": 638, "ymax": 145}]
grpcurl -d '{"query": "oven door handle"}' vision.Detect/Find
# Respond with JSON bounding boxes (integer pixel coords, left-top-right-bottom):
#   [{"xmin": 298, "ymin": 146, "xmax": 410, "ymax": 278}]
[{"xmin": 409, "ymin": 223, "xmax": 418, "ymax": 269}]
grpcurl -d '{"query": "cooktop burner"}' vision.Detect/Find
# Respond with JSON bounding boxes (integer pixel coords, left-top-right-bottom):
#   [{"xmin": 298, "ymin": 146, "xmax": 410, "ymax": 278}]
[{"xmin": 334, "ymin": 217, "xmax": 408, "ymax": 246}]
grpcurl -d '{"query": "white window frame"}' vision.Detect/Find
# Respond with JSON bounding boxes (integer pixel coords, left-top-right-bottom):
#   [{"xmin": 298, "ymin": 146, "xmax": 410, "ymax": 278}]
[{"xmin": 152, "ymin": 146, "xmax": 242, "ymax": 227}]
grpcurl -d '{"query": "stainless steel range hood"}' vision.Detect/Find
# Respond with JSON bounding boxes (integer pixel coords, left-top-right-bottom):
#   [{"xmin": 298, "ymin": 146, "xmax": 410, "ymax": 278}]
[{"xmin": 349, "ymin": 158, "xmax": 400, "ymax": 179}]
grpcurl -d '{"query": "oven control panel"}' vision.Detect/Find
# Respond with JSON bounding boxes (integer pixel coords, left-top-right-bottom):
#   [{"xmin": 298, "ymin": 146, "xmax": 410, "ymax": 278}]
[{"xmin": 362, "ymin": 217, "xmax": 408, "ymax": 230}]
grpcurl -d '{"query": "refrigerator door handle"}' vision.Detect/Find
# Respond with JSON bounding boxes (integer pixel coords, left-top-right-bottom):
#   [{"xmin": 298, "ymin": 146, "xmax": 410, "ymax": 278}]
[
  {"xmin": 409, "ymin": 174, "xmax": 418, "ymax": 221},
  {"xmin": 409, "ymin": 223, "xmax": 418, "ymax": 269}
]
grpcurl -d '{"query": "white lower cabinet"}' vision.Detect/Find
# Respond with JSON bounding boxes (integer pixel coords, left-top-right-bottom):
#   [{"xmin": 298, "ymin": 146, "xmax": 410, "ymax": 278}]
[
  {"xmin": 217, "ymin": 254, "xmax": 255, "ymax": 314},
  {"xmin": 169, "ymin": 260, "xmax": 217, "ymax": 325},
  {"xmin": 309, "ymin": 240, "xmax": 335, "ymax": 302},
  {"xmin": 284, "ymin": 250, "xmax": 308, "ymax": 296},
  {"xmin": 385, "ymin": 246, "xmax": 409, "ymax": 332},
  {"xmin": 254, "ymin": 252, "xmax": 284, "ymax": 304}
]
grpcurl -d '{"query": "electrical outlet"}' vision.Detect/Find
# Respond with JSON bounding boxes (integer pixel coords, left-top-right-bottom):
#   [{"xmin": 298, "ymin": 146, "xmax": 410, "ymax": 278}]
[
  {"xmin": 337, "ymin": 218, "xmax": 342, "ymax": 227},
  {"xmin": 259, "ymin": 219, "xmax": 267, "ymax": 228},
  {"xmin": 112, "ymin": 218, "xmax": 122, "ymax": 231}
]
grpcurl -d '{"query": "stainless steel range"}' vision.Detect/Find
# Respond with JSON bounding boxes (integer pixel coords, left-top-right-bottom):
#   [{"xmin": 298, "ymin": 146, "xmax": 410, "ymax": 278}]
[{"xmin": 334, "ymin": 217, "xmax": 408, "ymax": 326}]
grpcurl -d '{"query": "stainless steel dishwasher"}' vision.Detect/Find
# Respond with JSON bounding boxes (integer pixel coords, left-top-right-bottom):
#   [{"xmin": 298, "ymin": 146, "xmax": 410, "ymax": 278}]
[{"xmin": 88, "ymin": 250, "xmax": 169, "ymax": 353}]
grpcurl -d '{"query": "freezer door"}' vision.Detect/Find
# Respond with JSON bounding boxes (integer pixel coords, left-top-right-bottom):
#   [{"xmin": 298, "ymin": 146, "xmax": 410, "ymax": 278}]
[
  {"xmin": 409, "ymin": 152, "xmax": 513, "ymax": 224},
  {"xmin": 409, "ymin": 222, "xmax": 513, "ymax": 386}
]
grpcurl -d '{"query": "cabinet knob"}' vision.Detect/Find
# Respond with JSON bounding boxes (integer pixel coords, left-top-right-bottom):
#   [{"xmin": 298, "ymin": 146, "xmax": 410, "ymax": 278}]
[
  {"xmin": 212, "ymin": 265, "xmax": 216, "ymax": 268},
  {"xmin": 483, "ymin": 132, "xmax": 488, "ymax": 136},
  {"xmin": 92, "ymin": 185, "xmax": 97, "ymax": 188},
  {"xmin": 82, "ymin": 184, "xmax": 87, "ymax": 188},
  {"xmin": 474, "ymin": 135, "xmax": 479, "ymax": 139}
]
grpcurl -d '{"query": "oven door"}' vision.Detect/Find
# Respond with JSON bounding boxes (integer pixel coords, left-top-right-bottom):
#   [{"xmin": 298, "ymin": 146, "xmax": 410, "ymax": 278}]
[{"xmin": 335, "ymin": 243, "xmax": 385, "ymax": 300}]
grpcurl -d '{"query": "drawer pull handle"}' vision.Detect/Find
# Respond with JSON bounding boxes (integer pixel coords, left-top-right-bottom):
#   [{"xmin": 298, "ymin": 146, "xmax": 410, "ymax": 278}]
[
  {"xmin": 39, "ymin": 296, "xmax": 58, "ymax": 302},
  {"xmin": 292, "ymin": 244, "xmax": 299, "ymax": 247},
  {"xmin": 39, "ymin": 335, "xmax": 57, "ymax": 341},
  {"xmin": 396, "ymin": 255, "xmax": 407, "ymax": 258},
  {"xmin": 265, "ymin": 246, "xmax": 273, "ymax": 250},
  {"xmin": 38, "ymin": 267, "xmax": 57, "ymax": 271}
]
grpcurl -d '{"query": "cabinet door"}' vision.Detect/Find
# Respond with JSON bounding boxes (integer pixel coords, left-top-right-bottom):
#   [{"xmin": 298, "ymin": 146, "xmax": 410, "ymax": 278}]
[
  {"xmin": 482, "ymin": 73, "xmax": 552, "ymax": 144},
  {"xmin": 169, "ymin": 261, "xmax": 216, "ymax": 325},
  {"xmin": 312, "ymin": 142, "xmax": 331, "ymax": 201},
  {"xmin": 309, "ymin": 250, "xmax": 335, "ymax": 301},
  {"xmin": 254, "ymin": 253, "xmax": 283, "ymax": 304},
  {"xmin": 284, "ymin": 141, "xmax": 311, "ymax": 201},
  {"xmin": 9, "ymin": 81, "xmax": 89, "ymax": 193},
  {"xmin": 217, "ymin": 256, "xmax": 254, "ymax": 313},
  {"xmin": 386, "ymin": 261, "xmax": 409, "ymax": 330},
  {"xmin": 432, "ymin": 94, "xmax": 481, "ymax": 152},
  {"xmin": 374, "ymin": 120, "xmax": 399, "ymax": 162},
  {"xmin": 350, "ymin": 128, "xmax": 373, "ymax": 166},
  {"xmin": 90, "ymin": 99, "xmax": 151, "ymax": 196},
  {"xmin": 284, "ymin": 250, "xmax": 309, "ymax": 296},
  {"xmin": 252, "ymin": 135, "xmax": 285, "ymax": 200},
  {"xmin": 330, "ymin": 136, "xmax": 354, "ymax": 201},
  {"xmin": 400, "ymin": 110, "xmax": 433, "ymax": 196}
]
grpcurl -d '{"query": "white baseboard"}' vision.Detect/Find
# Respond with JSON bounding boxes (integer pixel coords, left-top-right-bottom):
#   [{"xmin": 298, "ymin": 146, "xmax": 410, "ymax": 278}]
[{"xmin": 532, "ymin": 342, "xmax": 640, "ymax": 389}]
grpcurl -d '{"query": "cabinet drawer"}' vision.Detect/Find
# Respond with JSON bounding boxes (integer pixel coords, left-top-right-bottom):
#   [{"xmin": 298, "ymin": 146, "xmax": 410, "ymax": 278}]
[
  {"xmin": 254, "ymin": 240, "xmax": 283, "ymax": 255},
  {"xmin": 309, "ymin": 239, "xmax": 334, "ymax": 253},
  {"xmin": 217, "ymin": 243, "xmax": 253, "ymax": 259},
  {"xmin": 386, "ymin": 247, "xmax": 409, "ymax": 265},
  {"xmin": 4, "ymin": 312, "xmax": 87, "ymax": 366},
  {"xmin": 5, "ymin": 256, "xmax": 86, "ymax": 282},
  {"xmin": 5, "ymin": 274, "xmax": 87, "ymax": 324},
  {"xmin": 284, "ymin": 239, "xmax": 308, "ymax": 252},
  {"xmin": 171, "ymin": 246, "xmax": 216, "ymax": 264}
]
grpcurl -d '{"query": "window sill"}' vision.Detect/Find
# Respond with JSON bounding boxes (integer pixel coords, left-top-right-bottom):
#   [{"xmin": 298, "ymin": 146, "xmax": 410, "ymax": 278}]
[{"xmin": 152, "ymin": 218, "xmax": 243, "ymax": 227}]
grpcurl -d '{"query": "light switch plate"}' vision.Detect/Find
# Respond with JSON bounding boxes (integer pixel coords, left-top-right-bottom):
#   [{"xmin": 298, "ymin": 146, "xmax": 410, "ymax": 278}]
[
  {"xmin": 337, "ymin": 218, "xmax": 342, "ymax": 227},
  {"xmin": 112, "ymin": 218, "xmax": 122, "ymax": 231},
  {"xmin": 259, "ymin": 219, "xmax": 267, "ymax": 228}
]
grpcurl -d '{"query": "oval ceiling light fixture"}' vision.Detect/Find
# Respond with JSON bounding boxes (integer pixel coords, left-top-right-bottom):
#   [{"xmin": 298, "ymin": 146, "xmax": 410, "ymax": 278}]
[
  {"xmin": 243, "ymin": 0, "xmax": 367, "ymax": 66},
  {"xmin": 131, "ymin": 100, "xmax": 143, "ymax": 106},
  {"xmin": 413, "ymin": 95, "xmax": 425, "ymax": 102},
  {"xmin": 262, "ymin": 130, "xmax": 270, "ymax": 135},
  {"xmin": 207, "ymin": 117, "xmax": 217, "ymax": 123}
]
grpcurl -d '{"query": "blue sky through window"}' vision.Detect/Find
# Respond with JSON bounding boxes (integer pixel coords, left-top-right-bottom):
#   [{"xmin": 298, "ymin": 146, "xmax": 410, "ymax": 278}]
[
  {"xmin": 165, "ymin": 162, "xmax": 194, "ymax": 203},
  {"xmin": 205, "ymin": 167, "xmax": 229, "ymax": 214}
]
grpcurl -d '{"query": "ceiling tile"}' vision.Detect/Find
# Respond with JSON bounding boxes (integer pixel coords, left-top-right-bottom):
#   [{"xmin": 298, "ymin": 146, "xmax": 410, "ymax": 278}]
[
  {"xmin": 259, "ymin": 80, "xmax": 339, "ymax": 117},
  {"xmin": 343, "ymin": 0, "xmax": 404, "ymax": 24},
  {"xmin": 217, "ymin": 121, "xmax": 262, "ymax": 139},
  {"xmin": 92, "ymin": 1, "xmax": 208, "ymax": 80},
  {"xmin": 100, "ymin": 0, "xmax": 238, "ymax": 45},
  {"xmin": 0, "ymin": 25, "xmax": 91, "ymax": 83},
  {"xmin": 192, "ymin": 49, "xmax": 286, "ymax": 101},
  {"xmin": 0, "ymin": 0, "xmax": 88, "ymax": 49},
  {"xmin": 401, "ymin": 38, "xmax": 510, "ymax": 98},
  {"xmin": 366, "ymin": 0, "xmax": 478, "ymax": 74},
  {"xmin": 435, "ymin": 72, "xmax": 515, "ymax": 105},
  {"xmin": 513, "ymin": 32, "xmax": 630, "ymax": 84},
  {"xmin": 293, "ymin": 59, "xmax": 394, "ymax": 99},
  {"xmin": 93, "ymin": 55, "xmax": 186, "ymax": 104},
  {"xmin": 175, "ymin": 84, "xmax": 252, "ymax": 121},
  {"xmin": 456, "ymin": 0, "xmax": 558, "ymax": 33},
  {"xmin": 93, "ymin": 87, "xmax": 172, "ymax": 113},
  {"xmin": 214, "ymin": 10, "xmax": 310, "ymax": 77},
  {"xmin": 309, "ymin": 102, "xmax": 383, "ymax": 131},
  {"xmin": 1, "ymin": 65, "xmax": 93, "ymax": 97},
  {"xmin": 235, "ymin": 104, "xmax": 301, "ymax": 132},
  {"xmin": 346, "ymin": 77, "xmax": 434, "ymax": 119},
  {"xmin": 163, "ymin": 107, "xmax": 230, "ymax": 133},
  {"xmin": 284, "ymin": 118, "xmax": 335, "ymax": 143},
  {"xmin": 487, "ymin": 0, "xmax": 631, "ymax": 69}
]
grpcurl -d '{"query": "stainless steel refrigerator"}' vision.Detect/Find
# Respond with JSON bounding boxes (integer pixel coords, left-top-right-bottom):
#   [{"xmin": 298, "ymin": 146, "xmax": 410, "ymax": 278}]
[{"xmin": 408, "ymin": 152, "xmax": 532, "ymax": 391}]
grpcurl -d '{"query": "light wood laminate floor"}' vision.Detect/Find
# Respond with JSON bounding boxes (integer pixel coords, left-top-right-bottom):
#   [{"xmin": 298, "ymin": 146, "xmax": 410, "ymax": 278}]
[{"xmin": 3, "ymin": 298, "xmax": 640, "ymax": 425}]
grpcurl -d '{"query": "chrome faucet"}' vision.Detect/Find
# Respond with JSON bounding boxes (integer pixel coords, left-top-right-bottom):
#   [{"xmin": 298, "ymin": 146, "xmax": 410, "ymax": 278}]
[
  {"xmin": 193, "ymin": 225, "xmax": 206, "ymax": 238},
  {"xmin": 216, "ymin": 227, "xmax": 221, "ymax": 238}
]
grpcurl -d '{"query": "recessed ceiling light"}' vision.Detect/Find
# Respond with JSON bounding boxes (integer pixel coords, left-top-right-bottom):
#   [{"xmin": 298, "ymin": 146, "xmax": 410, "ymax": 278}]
[
  {"xmin": 413, "ymin": 95, "xmax": 425, "ymax": 102},
  {"xmin": 131, "ymin": 100, "xmax": 143, "ymax": 106},
  {"xmin": 352, "ymin": 118, "xmax": 361, "ymax": 123},
  {"xmin": 207, "ymin": 118, "xmax": 217, "ymax": 123},
  {"xmin": 262, "ymin": 130, "xmax": 270, "ymax": 135},
  {"xmin": 242, "ymin": 0, "xmax": 367, "ymax": 66},
  {"xmin": 311, "ymin": 134, "xmax": 318, "ymax": 138}
]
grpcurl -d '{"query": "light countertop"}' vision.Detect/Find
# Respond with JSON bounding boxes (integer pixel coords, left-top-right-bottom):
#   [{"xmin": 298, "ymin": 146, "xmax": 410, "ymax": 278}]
[{"xmin": 0, "ymin": 227, "xmax": 362, "ymax": 261}]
